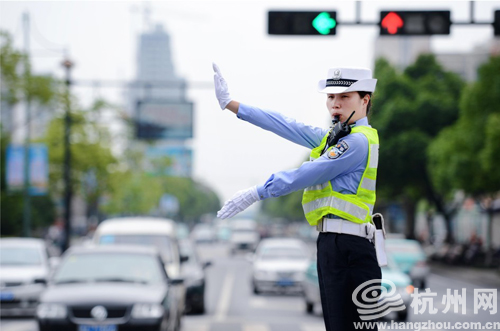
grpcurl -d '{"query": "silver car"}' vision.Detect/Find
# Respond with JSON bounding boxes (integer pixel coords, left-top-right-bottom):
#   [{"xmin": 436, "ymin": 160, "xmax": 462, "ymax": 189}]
[
  {"xmin": 0, "ymin": 238, "xmax": 54, "ymax": 316},
  {"xmin": 251, "ymin": 238, "xmax": 311, "ymax": 294}
]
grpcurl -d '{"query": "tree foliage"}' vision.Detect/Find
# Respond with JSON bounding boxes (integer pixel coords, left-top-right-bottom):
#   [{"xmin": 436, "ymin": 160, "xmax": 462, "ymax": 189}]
[
  {"xmin": 371, "ymin": 55, "xmax": 465, "ymax": 239},
  {"xmin": 261, "ymin": 190, "xmax": 305, "ymax": 223},
  {"xmin": 428, "ymin": 56, "xmax": 500, "ymax": 196},
  {"xmin": 103, "ymin": 152, "xmax": 221, "ymax": 222},
  {"xmin": 1, "ymin": 31, "xmax": 58, "ymax": 236},
  {"xmin": 42, "ymin": 99, "xmax": 117, "ymax": 212}
]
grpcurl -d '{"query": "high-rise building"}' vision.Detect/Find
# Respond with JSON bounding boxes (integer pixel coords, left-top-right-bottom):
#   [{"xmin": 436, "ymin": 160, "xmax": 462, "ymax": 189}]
[
  {"xmin": 135, "ymin": 24, "xmax": 186, "ymax": 101},
  {"xmin": 126, "ymin": 23, "xmax": 193, "ymax": 178}
]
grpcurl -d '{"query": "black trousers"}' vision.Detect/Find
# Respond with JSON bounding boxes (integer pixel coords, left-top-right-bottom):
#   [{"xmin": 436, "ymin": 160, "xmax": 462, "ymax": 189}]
[{"xmin": 317, "ymin": 232, "xmax": 382, "ymax": 331}]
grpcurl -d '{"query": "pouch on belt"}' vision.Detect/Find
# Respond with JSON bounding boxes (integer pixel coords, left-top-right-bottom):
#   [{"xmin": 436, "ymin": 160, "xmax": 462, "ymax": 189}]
[{"xmin": 372, "ymin": 213, "xmax": 387, "ymax": 267}]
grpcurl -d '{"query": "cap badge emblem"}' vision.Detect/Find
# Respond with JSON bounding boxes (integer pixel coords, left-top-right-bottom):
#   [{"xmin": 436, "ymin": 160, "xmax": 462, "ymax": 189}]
[{"xmin": 333, "ymin": 69, "xmax": 341, "ymax": 80}]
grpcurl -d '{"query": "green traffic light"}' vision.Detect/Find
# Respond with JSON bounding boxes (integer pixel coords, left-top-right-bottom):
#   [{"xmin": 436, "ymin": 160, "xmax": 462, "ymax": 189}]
[{"xmin": 312, "ymin": 12, "xmax": 337, "ymax": 35}]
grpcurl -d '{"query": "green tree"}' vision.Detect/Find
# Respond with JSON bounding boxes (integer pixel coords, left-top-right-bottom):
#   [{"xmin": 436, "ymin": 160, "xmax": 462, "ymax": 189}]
[
  {"xmin": 42, "ymin": 99, "xmax": 118, "ymax": 221},
  {"xmin": 428, "ymin": 56, "xmax": 500, "ymax": 254},
  {"xmin": 1, "ymin": 31, "xmax": 57, "ymax": 236},
  {"xmin": 103, "ymin": 149, "xmax": 221, "ymax": 222},
  {"xmin": 261, "ymin": 190, "xmax": 305, "ymax": 223},
  {"xmin": 372, "ymin": 55, "xmax": 464, "ymax": 241}
]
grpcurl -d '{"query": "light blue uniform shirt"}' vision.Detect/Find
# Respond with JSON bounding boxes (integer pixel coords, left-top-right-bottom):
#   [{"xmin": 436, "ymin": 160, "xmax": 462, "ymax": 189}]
[{"xmin": 236, "ymin": 103, "xmax": 370, "ymax": 200}]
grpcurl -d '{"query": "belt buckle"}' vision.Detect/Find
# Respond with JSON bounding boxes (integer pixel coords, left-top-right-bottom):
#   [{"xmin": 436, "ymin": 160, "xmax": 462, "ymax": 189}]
[{"xmin": 316, "ymin": 220, "xmax": 323, "ymax": 232}]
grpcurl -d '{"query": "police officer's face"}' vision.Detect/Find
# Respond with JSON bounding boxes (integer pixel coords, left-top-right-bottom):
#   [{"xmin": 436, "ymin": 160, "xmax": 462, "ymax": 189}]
[{"xmin": 326, "ymin": 92, "xmax": 369, "ymax": 124}]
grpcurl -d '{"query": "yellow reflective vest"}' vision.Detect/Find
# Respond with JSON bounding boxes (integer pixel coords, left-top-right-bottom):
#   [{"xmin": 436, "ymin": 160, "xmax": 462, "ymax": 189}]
[{"xmin": 302, "ymin": 126, "xmax": 379, "ymax": 225}]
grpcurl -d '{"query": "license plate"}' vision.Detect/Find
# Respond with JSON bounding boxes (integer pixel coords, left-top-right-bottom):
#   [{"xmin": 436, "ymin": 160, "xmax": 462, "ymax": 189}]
[
  {"xmin": 277, "ymin": 279, "xmax": 293, "ymax": 287},
  {"xmin": 0, "ymin": 292, "xmax": 14, "ymax": 301},
  {"xmin": 78, "ymin": 325, "xmax": 117, "ymax": 331}
]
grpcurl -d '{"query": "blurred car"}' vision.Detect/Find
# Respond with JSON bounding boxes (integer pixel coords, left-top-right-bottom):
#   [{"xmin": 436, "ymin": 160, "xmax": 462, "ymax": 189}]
[
  {"xmin": 0, "ymin": 238, "xmax": 56, "ymax": 316},
  {"xmin": 230, "ymin": 219, "xmax": 260, "ymax": 254},
  {"xmin": 385, "ymin": 238, "xmax": 429, "ymax": 288},
  {"xmin": 93, "ymin": 217, "xmax": 183, "ymax": 279},
  {"xmin": 190, "ymin": 224, "xmax": 217, "ymax": 244},
  {"xmin": 37, "ymin": 245, "xmax": 184, "ymax": 331},
  {"xmin": 178, "ymin": 240, "xmax": 211, "ymax": 314},
  {"xmin": 251, "ymin": 238, "xmax": 310, "ymax": 294},
  {"xmin": 296, "ymin": 224, "xmax": 319, "ymax": 243},
  {"xmin": 175, "ymin": 223, "xmax": 190, "ymax": 240},
  {"xmin": 214, "ymin": 220, "xmax": 232, "ymax": 242},
  {"xmin": 302, "ymin": 252, "xmax": 413, "ymax": 321}
]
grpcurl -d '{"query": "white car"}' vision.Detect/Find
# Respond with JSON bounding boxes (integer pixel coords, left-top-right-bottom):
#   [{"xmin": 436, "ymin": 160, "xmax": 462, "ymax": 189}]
[
  {"xmin": 251, "ymin": 238, "xmax": 311, "ymax": 294},
  {"xmin": 0, "ymin": 238, "xmax": 56, "ymax": 316},
  {"xmin": 229, "ymin": 219, "xmax": 260, "ymax": 254},
  {"xmin": 191, "ymin": 223, "xmax": 217, "ymax": 244},
  {"xmin": 93, "ymin": 217, "xmax": 183, "ymax": 279}
]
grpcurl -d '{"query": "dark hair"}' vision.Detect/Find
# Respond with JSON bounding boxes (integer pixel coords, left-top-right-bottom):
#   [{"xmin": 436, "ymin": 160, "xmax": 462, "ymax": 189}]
[{"xmin": 357, "ymin": 91, "xmax": 372, "ymax": 115}]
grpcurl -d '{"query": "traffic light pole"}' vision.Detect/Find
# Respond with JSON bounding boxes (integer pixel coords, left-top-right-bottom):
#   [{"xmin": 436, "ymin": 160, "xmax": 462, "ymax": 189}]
[
  {"xmin": 22, "ymin": 12, "xmax": 31, "ymax": 238},
  {"xmin": 61, "ymin": 58, "xmax": 74, "ymax": 252}
]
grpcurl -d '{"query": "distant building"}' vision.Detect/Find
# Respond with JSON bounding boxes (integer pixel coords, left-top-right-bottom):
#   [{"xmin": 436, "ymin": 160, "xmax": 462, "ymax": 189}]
[
  {"xmin": 133, "ymin": 23, "xmax": 186, "ymax": 101},
  {"xmin": 374, "ymin": 36, "xmax": 500, "ymax": 81},
  {"xmin": 436, "ymin": 39, "xmax": 500, "ymax": 81},
  {"xmin": 125, "ymin": 23, "xmax": 193, "ymax": 178},
  {"xmin": 374, "ymin": 36, "xmax": 431, "ymax": 70}
]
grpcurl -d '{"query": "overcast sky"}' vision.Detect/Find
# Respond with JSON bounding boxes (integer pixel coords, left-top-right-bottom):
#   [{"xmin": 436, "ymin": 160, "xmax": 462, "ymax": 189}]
[{"xmin": 1, "ymin": 0, "xmax": 499, "ymax": 205}]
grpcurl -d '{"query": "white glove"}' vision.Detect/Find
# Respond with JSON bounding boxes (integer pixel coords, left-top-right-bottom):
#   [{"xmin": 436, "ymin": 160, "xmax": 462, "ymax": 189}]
[
  {"xmin": 217, "ymin": 186, "xmax": 260, "ymax": 219},
  {"xmin": 213, "ymin": 63, "xmax": 232, "ymax": 110}
]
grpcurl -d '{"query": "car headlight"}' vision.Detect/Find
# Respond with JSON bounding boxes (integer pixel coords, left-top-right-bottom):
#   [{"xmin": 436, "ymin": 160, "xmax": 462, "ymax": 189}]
[
  {"xmin": 36, "ymin": 303, "xmax": 67, "ymax": 319},
  {"xmin": 131, "ymin": 303, "xmax": 164, "ymax": 319}
]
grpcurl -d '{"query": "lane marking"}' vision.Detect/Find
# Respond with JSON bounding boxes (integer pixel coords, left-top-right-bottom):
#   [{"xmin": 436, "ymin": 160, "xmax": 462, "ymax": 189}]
[
  {"xmin": 250, "ymin": 297, "xmax": 303, "ymax": 311},
  {"xmin": 182, "ymin": 321, "xmax": 210, "ymax": 331},
  {"xmin": 301, "ymin": 324, "xmax": 327, "ymax": 331},
  {"xmin": 214, "ymin": 272, "xmax": 235, "ymax": 322},
  {"xmin": 242, "ymin": 323, "xmax": 270, "ymax": 331}
]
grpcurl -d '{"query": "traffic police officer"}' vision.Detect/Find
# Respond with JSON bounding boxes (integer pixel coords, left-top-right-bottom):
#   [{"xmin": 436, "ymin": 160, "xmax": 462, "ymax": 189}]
[{"xmin": 213, "ymin": 63, "xmax": 382, "ymax": 331}]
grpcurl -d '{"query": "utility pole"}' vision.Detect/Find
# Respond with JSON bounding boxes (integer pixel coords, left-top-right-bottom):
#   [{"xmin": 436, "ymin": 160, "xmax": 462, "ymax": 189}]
[
  {"xmin": 61, "ymin": 57, "xmax": 74, "ymax": 252},
  {"xmin": 22, "ymin": 11, "xmax": 31, "ymax": 237}
]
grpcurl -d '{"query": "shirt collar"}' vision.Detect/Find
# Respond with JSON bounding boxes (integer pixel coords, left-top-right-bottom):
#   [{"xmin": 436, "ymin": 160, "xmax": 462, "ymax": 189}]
[{"xmin": 351, "ymin": 117, "xmax": 369, "ymax": 128}]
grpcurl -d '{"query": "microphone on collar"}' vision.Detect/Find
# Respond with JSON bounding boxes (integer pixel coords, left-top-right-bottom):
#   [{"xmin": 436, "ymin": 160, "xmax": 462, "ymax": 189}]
[{"xmin": 322, "ymin": 111, "xmax": 356, "ymax": 155}]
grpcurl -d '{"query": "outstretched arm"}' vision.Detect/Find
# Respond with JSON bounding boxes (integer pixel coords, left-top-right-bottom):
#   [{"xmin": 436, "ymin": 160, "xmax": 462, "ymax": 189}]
[
  {"xmin": 213, "ymin": 63, "xmax": 326, "ymax": 149},
  {"xmin": 218, "ymin": 133, "xmax": 369, "ymax": 219}
]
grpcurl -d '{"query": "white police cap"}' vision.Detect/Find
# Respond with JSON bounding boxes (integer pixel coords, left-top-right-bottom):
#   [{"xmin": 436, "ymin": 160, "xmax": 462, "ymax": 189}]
[{"xmin": 318, "ymin": 67, "xmax": 377, "ymax": 94}]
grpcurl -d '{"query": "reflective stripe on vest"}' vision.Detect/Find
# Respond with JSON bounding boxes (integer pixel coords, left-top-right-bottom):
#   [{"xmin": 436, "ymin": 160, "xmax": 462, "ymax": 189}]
[{"xmin": 302, "ymin": 126, "xmax": 379, "ymax": 225}]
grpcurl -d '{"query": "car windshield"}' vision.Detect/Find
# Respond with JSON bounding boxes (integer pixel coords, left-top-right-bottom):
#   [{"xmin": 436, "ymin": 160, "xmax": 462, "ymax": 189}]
[
  {"xmin": 259, "ymin": 246, "xmax": 307, "ymax": 260},
  {"xmin": 53, "ymin": 252, "xmax": 164, "ymax": 285},
  {"xmin": 0, "ymin": 247, "xmax": 42, "ymax": 266},
  {"xmin": 98, "ymin": 235, "xmax": 175, "ymax": 263}
]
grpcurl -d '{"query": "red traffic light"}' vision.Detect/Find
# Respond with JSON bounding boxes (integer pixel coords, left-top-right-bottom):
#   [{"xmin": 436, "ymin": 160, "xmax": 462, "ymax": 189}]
[
  {"xmin": 381, "ymin": 12, "xmax": 404, "ymax": 34},
  {"xmin": 380, "ymin": 11, "xmax": 451, "ymax": 36}
]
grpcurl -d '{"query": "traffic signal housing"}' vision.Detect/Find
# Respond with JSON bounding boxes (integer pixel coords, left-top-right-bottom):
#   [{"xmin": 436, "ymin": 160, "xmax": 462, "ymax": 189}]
[
  {"xmin": 494, "ymin": 10, "xmax": 500, "ymax": 36},
  {"xmin": 268, "ymin": 11, "xmax": 337, "ymax": 35},
  {"xmin": 380, "ymin": 11, "xmax": 451, "ymax": 35}
]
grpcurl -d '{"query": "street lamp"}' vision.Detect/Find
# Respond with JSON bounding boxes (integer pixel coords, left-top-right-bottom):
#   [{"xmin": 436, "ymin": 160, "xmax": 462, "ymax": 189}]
[{"xmin": 61, "ymin": 58, "xmax": 73, "ymax": 252}]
